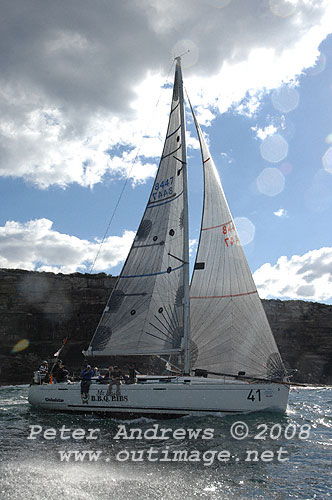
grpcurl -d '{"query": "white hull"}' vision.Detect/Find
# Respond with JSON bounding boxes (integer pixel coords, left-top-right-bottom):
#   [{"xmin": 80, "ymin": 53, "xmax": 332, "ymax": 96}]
[{"xmin": 28, "ymin": 377, "xmax": 289, "ymax": 418}]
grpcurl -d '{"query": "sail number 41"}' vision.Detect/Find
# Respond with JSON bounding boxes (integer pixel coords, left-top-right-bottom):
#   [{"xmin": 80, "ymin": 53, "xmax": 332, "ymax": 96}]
[{"xmin": 247, "ymin": 389, "xmax": 261, "ymax": 402}]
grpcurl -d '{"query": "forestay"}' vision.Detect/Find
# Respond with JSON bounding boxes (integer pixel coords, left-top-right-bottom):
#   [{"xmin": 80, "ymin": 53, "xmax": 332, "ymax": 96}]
[
  {"xmin": 87, "ymin": 63, "xmax": 186, "ymax": 356},
  {"xmin": 189, "ymin": 108, "xmax": 286, "ymax": 380}
]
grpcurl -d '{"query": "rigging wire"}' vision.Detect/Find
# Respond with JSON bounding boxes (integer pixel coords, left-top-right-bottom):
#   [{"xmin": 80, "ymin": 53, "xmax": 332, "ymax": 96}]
[
  {"xmin": 88, "ymin": 60, "xmax": 176, "ymax": 274},
  {"xmin": 175, "ymin": 49, "xmax": 190, "ymax": 59}
]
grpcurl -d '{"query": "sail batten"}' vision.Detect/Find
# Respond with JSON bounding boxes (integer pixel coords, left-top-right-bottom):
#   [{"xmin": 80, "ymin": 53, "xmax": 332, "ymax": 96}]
[
  {"xmin": 191, "ymin": 291, "xmax": 258, "ymax": 299},
  {"xmin": 119, "ymin": 263, "xmax": 184, "ymax": 279},
  {"xmin": 90, "ymin": 349, "xmax": 182, "ymax": 356}
]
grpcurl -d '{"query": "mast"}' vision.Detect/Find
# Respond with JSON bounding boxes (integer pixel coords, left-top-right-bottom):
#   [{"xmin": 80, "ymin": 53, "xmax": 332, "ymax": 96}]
[{"xmin": 175, "ymin": 57, "xmax": 190, "ymax": 374}]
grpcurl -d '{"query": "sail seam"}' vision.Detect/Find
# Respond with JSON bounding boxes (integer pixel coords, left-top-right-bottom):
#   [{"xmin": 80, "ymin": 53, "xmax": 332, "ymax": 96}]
[
  {"xmin": 148, "ymin": 193, "xmax": 176, "ymax": 205},
  {"xmin": 161, "ymin": 143, "xmax": 181, "ymax": 160},
  {"xmin": 170, "ymin": 102, "xmax": 180, "ymax": 114},
  {"xmin": 202, "ymin": 220, "xmax": 232, "ymax": 231},
  {"xmin": 152, "ymin": 315, "xmax": 178, "ymax": 339},
  {"xmin": 164, "ymin": 304, "xmax": 180, "ymax": 332},
  {"xmin": 120, "ymin": 263, "xmax": 184, "ymax": 279},
  {"xmin": 171, "ymin": 302, "xmax": 181, "ymax": 331},
  {"xmin": 166, "ymin": 124, "xmax": 181, "ymax": 139},
  {"xmin": 146, "ymin": 327, "xmax": 174, "ymax": 343},
  {"xmin": 133, "ymin": 242, "xmax": 164, "ymax": 249},
  {"xmin": 190, "ymin": 291, "xmax": 257, "ymax": 299},
  {"xmin": 147, "ymin": 190, "xmax": 183, "ymax": 208},
  {"xmin": 154, "ymin": 312, "xmax": 180, "ymax": 340}
]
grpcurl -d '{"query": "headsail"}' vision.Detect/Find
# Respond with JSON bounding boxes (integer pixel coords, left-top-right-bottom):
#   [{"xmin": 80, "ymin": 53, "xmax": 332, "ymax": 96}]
[
  {"xmin": 189, "ymin": 107, "xmax": 286, "ymax": 380},
  {"xmin": 86, "ymin": 61, "xmax": 188, "ymax": 357}
]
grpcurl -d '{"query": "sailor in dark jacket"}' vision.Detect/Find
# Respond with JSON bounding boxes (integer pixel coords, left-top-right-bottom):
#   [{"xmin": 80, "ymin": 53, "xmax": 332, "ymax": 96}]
[
  {"xmin": 53, "ymin": 360, "xmax": 69, "ymax": 383},
  {"xmin": 81, "ymin": 365, "xmax": 94, "ymax": 403}
]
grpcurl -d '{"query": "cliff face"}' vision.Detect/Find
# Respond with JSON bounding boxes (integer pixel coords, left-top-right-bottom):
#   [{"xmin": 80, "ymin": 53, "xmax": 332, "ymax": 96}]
[
  {"xmin": 263, "ymin": 299, "xmax": 332, "ymax": 384},
  {"xmin": 0, "ymin": 268, "xmax": 331, "ymax": 385},
  {"xmin": 0, "ymin": 269, "xmax": 117, "ymax": 385}
]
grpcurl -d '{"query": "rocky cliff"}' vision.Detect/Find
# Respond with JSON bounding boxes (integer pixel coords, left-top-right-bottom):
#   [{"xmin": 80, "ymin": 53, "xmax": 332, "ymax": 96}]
[{"xmin": 0, "ymin": 268, "xmax": 331, "ymax": 385}]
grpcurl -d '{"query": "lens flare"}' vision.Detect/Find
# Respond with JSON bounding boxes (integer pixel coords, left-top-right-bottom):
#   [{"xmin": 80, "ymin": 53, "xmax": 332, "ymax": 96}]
[
  {"xmin": 234, "ymin": 217, "xmax": 255, "ymax": 246},
  {"xmin": 256, "ymin": 168, "xmax": 285, "ymax": 197},
  {"xmin": 325, "ymin": 133, "xmax": 332, "ymax": 145},
  {"xmin": 11, "ymin": 339, "xmax": 30, "ymax": 354},
  {"xmin": 206, "ymin": 0, "xmax": 232, "ymax": 8},
  {"xmin": 172, "ymin": 40, "xmax": 199, "ymax": 68},
  {"xmin": 306, "ymin": 169, "xmax": 332, "ymax": 213},
  {"xmin": 271, "ymin": 86, "xmax": 299, "ymax": 113},
  {"xmin": 322, "ymin": 147, "xmax": 332, "ymax": 174},
  {"xmin": 260, "ymin": 134, "xmax": 288, "ymax": 163},
  {"xmin": 279, "ymin": 162, "xmax": 293, "ymax": 176},
  {"xmin": 269, "ymin": 0, "xmax": 296, "ymax": 18}
]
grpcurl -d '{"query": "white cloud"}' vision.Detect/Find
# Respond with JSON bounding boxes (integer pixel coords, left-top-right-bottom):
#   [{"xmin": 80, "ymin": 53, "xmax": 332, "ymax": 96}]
[
  {"xmin": 274, "ymin": 208, "xmax": 288, "ymax": 217},
  {"xmin": 220, "ymin": 152, "xmax": 234, "ymax": 165},
  {"xmin": 193, "ymin": 106, "xmax": 216, "ymax": 127},
  {"xmin": 0, "ymin": 218, "xmax": 198, "ymax": 274},
  {"xmin": 0, "ymin": 0, "xmax": 331, "ymax": 188},
  {"xmin": 251, "ymin": 124, "xmax": 278, "ymax": 141},
  {"xmin": 0, "ymin": 93, "xmax": 161, "ymax": 188},
  {"xmin": 0, "ymin": 219, "xmax": 135, "ymax": 273},
  {"xmin": 189, "ymin": 238, "xmax": 198, "ymax": 257},
  {"xmin": 253, "ymin": 247, "xmax": 332, "ymax": 302}
]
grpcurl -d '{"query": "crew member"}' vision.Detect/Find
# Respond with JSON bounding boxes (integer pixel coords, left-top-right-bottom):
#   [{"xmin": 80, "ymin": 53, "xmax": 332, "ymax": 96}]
[
  {"xmin": 81, "ymin": 364, "xmax": 94, "ymax": 402},
  {"xmin": 53, "ymin": 360, "xmax": 69, "ymax": 383},
  {"xmin": 107, "ymin": 365, "xmax": 122, "ymax": 396},
  {"xmin": 38, "ymin": 360, "xmax": 49, "ymax": 383},
  {"xmin": 127, "ymin": 363, "xmax": 137, "ymax": 384}
]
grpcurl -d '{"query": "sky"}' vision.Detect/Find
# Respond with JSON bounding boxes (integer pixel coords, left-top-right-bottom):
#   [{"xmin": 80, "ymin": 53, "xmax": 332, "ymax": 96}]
[{"xmin": 1, "ymin": 0, "xmax": 332, "ymax": 304}]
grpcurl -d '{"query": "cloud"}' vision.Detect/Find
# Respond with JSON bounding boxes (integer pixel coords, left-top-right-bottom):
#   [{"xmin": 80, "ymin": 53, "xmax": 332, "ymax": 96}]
[
  {"xmin": 0, "ymin": 219, "xmax": 135, "ymax": 273},
  {"xmin": 253, "ymin": 247, "xmax": 332, "ymax": 302},
  {"xmin": 2, "ymin": 221, "xmax": 332, "ymax": 304},
  {"xmin": 0, "ymin": 0, "xmax": 331, "ymax": 188},
  {"xmin": 251, "ymin": 124, "xmax": 278, "ymax": 141},
  {"xmin": 220, "ymin": 152, "xmax": 234, "ymax": 165},
  {"xmin": 274, "ymin": 208, "xmax": 288, "ymax": 217},
  {"xmin": 0, "ymin": 219, "xmax": 200, "ymax": 276},
  {"xmin": 189, "ymin": 238, "xmax": 198, "ymax": 256}
]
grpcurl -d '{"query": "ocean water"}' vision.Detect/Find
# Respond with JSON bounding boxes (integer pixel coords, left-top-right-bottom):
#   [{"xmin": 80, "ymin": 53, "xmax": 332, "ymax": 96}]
[{"xmin": 0, "ymin": 385, "xmax": 331, "ymax": 500}]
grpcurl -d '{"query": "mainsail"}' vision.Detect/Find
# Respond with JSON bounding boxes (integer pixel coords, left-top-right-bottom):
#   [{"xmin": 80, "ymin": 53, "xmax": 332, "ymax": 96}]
[
  {"xmin": 189, "ymin": 108, "xmax": 286, "ymax": 380},
  {"xmin": 87, "ymin": 60, "xmax": 187, "ymax": 356}
]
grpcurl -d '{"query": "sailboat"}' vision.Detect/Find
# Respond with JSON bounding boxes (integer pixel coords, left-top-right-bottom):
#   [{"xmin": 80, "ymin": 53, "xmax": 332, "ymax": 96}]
[{"xmin": 28, "ymin": 57, "xmax": 289, "ymax": 417}]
